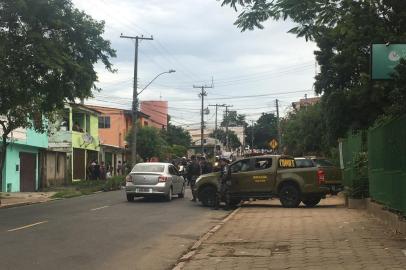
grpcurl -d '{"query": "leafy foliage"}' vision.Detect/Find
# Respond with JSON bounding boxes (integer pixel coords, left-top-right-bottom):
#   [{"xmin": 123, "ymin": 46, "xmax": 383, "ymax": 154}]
[
  {"xmin": 209, "ymin": 129, "xmax": 242, "ymax": 149},
  {"xmin": 163, "ymin": 123, "xmax": 192, "ymax": 148},
  {"xmin": 246, "ymin": 113, "xmax": 278, "ymax": 149},
  {"xmin": 220, "ymin": 111, "xmax": 247, "ymax": 127},
  {"xmin": 221, "ymin": 0, "xmax": 406, "ymax": 148},
  {"xmin": 0, "ymin": 0, "xmax": 116, "ymax": 189},
  {"xmin": 127, "ymin": 126, "xmax": 169, "ymax": 161},
  {"xmin": 281, "ymin": 104, "xmax": 325, "ymax": 156}
]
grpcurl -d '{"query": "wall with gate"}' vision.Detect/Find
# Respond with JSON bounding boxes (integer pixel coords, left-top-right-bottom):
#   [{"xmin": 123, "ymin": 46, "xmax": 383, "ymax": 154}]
[{"xmin": 368, "ymin": 115, "xmax": 406, "ymax": 215}]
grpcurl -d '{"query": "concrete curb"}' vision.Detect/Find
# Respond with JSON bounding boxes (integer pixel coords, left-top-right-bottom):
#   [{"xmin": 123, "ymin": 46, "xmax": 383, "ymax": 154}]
[
  {"xmin": 171, "ymin": 206, "xmax": 242, "ymax": 270},
  {"xmin": 0, "ymin": 199, "xmax": 53, "ymax": 209}
]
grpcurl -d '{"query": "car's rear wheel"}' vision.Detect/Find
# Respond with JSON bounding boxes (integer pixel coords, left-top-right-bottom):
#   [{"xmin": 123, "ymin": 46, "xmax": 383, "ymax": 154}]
[
  {"xmin": 126, "ymin": 194, "xmax": 135, "ymax": 202},
  {"xmin": 198, "ymin": 186, "xmax": 217, "ymax": 207},
  {"xmin": 165, "ymin": 187, "xmax": 173, "ymax": 201},
  {"xmin": 178, "ymin": 184, "xmax": 185, "ymax": 198},
  {"xmin": 279, "ymin": 184, "xmax": 301, "ymax": 208},
  {"xmin": 302, "ymin": 196, "xmax": 321, "ymax": 207}
]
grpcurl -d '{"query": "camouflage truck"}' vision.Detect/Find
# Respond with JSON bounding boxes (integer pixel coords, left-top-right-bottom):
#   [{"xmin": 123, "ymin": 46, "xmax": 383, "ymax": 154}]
[{"xmin": 193, "ymin": 155, "xmax": 342, "ymax": 208}]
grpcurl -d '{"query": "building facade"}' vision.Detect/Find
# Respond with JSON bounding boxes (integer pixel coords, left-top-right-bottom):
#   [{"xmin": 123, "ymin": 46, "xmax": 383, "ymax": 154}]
[
  {"xmin": 1, "ymin": 122, "xmax": 48, "ymax": 192},
  {"xmin": 140, "ymin": 100, "xmax": 168, "ymax": 129},
  {"xmin": 85, "ymin": 105, "xmax": 150, "ymax": 174},
  {"xmin": 47, "ymin": 103, "xmax": 100, "ymax": 182}
]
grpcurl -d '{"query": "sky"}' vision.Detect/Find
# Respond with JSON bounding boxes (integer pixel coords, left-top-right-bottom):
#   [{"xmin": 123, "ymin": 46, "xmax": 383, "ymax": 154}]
[{"xmin": 73, "ymin": 0, "xmax": 319, "ymax": 129}]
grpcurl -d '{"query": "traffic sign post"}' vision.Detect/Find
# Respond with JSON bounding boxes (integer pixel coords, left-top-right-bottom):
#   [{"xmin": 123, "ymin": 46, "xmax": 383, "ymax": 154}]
[{"xmin": 269, "ymin": 139, "xmax": 278, "ymax": 150}]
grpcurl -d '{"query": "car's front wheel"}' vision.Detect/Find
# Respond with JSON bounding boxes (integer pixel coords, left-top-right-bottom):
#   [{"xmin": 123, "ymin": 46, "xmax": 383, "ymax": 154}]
[
  {"xmin": 126, "ymin": 194, "xmax": 135, "ymax": 202},
  {"xmin": 198, "ymin": 186, "xmax": 217, "ymax": 207},
  {"xmin": 279, "ymin": 184, "xmax": 301, "ymax": 208}
]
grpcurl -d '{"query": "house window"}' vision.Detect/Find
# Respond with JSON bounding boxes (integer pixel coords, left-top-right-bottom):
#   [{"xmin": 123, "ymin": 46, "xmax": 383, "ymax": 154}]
[{"xmin": 98, "ymin": 116, "xmax": 111, "ymax": 129}]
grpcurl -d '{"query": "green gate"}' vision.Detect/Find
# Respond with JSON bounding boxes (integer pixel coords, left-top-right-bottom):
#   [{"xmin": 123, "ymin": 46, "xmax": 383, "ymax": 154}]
[
  {"xmin": 341, "ymin": 130, "xmax": 368, "ymax": 198},
  {"xmin": 368, "ymin": 115, "xmax": 406, "ymax": 215}
]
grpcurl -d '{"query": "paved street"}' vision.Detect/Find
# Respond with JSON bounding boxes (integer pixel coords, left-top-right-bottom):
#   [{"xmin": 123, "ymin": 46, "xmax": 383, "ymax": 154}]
[
  {"xmin": 181, "ymin": 197, "xmax": 406, "ymax": 270},
  {"xmin": 0, "ymin": 189, "xmax": 228, "ymax": 270}
]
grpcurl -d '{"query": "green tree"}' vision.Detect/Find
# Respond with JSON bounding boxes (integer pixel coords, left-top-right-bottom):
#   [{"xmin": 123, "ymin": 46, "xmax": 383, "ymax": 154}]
[
  {"xmin": 163, "ymin": 123, "xmax": 192, "ymax": 148},
  {"xmin": 170, "ymin": 144, "xmax": 188, "ymax": 158},
  {"xmin": 281, "ymin": 103, "xmax": 325, "ymax": 156},
  {"xmin": 209, "ymin": 129, "xmax": 242, "ymax": 149},
  {"xmin": 127, "ymin": 126, "xmax": 169, "ymax": 161},
  {"xmin": 221, "ymin": 111, "xmax": 247, "ymax": 127},
  {"xmin": 246, "ymin": 113, "xmax": 278, "ymax": 149},
  {"xmin": 0, "ymin": 0, "xmax": 116, "ymax": 189},
  {"xmin": 220, "ymin": 0, "xmax": 406, "ymax": 146}
]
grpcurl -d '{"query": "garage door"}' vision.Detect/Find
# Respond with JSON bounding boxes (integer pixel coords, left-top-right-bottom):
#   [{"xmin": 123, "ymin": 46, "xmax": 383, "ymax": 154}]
[{"xmin": 20, "ymin": 152, "xmax": 37, "ymax": 192}]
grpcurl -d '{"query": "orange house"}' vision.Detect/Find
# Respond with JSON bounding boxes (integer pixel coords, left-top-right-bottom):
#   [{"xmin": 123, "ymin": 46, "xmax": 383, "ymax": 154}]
[{"xmin": 85, "ymin": 105, "xmax": 150, "ymax": 174}]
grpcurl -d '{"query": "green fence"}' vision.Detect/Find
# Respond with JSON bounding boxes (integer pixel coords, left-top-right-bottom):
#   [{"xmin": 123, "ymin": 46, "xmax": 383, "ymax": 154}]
[
  {"xmin": 368, "ymin": 115, "xmax": 406, "ymax": 215},
  {"xmin": 341, "ymin": 131, "xmax": 368, "ymax": 198}
]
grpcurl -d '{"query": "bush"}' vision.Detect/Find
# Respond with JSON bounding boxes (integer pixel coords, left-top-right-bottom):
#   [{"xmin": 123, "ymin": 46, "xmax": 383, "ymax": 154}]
[{"xmin": 103, "ymin": 176, "xmax": 125, "ymax": 191}]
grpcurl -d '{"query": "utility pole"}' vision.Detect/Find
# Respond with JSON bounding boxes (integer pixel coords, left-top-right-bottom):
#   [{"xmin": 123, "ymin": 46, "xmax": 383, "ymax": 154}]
[
  {"xmin": 224, "ymin": 105, "xmax": 233, "ymax": 151},
  {"xmin": 275, "ymin": 99, "xmax": 282, "ymax": 153},
  {"xmin": 194, "ymin": 85, "xmax": 212, "ymax": 155},
  {"xmin": 209, "ymin": 104, "xmax": 226, "ymax": 155},
  {"xmin": 120, "ymin": 34, "xmax": 153, "ymax": 166},
  {"xmin": 251, "ymin": 120, "xmax": 255, "ymax": 151}
]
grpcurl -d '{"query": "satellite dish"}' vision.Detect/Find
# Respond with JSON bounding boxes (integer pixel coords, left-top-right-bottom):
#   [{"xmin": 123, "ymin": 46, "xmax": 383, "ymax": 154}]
[{"xmin": 82, "ymin": 133, "xmax": 93, "ymax": 144}]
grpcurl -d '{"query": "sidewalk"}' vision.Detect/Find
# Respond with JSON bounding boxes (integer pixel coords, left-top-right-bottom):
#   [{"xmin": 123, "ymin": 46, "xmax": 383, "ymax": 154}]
[
  {"xmin": 0, "ymin": 192, "xmax": 55, "ymax": 208},
  {"xmin": 179, "ymin": 197, "xmax": 406, "ymax": 270}
]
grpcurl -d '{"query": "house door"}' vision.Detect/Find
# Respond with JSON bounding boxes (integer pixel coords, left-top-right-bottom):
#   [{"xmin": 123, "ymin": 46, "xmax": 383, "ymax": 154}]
[
  {"xmin": 20, "ymin": 152, "xmax": 37, "ymax": 192},
  {"xmin": 73, "ymin": 148, "xmax": 85, "ymax": 180}
]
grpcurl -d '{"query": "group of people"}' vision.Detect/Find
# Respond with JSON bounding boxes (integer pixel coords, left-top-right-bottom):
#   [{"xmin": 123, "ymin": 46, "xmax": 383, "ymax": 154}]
[
  {"xmin": 87, "ymin": 160, "xmax": 129, "ymax": 180},
  {"xmin": 172, "ymin": 155, "xmax": 232, "ymax": 210}
]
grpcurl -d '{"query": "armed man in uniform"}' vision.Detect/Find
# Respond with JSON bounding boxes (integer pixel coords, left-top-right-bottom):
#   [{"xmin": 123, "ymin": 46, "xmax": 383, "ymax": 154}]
[{"xmin": 213, "ymin": 157, "xmax": 231, "ymax": 210}]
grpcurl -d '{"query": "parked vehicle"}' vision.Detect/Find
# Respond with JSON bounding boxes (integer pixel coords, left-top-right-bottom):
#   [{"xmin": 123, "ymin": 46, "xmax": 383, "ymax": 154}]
[
  {"xmin": 194, "ymin": 155, "xmax": 340, "ymax": 208},
  {"xmin": 125, "ymin": 163, "xmax": 185, "ymax": 202},
  {"xmin": 295, "ymin": 157, "xmax": 343, "ymax": 195}
]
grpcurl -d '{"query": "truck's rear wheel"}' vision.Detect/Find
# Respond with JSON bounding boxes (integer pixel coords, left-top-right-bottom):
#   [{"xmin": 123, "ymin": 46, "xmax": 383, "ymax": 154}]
[
  {"xmin": 302, "ymin": 196, "xmax": 321, "ymax": 207},
  {"xmin": 198, "ymin": 186, "xmax": 217, "ymax": 207},
  {"xmin": 279, "ymin": 184, "xmax": 301, "ymax": 208}
]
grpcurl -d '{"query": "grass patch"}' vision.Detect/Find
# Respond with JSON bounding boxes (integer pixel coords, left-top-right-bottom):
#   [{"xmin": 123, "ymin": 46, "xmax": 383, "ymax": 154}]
[{"xmin": 50, "ymin": 176, "xmax": 125, "ymax": 199}]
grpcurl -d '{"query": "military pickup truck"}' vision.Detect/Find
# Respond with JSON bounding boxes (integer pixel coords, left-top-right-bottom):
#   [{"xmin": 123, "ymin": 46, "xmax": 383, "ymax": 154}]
[{"xmin": 194, "ymin": 155, "xmax": 341, "ymax": 208}]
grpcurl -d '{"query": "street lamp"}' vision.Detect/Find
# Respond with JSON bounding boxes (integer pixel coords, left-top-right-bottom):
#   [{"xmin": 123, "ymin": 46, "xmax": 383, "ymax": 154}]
[
  {"xmin": 131, "ymin": 69, "xmax": 175, "ymax": 166},
  {"xmin": 138, "ymin": 69, "xmax": 176, "ymax": 95}
]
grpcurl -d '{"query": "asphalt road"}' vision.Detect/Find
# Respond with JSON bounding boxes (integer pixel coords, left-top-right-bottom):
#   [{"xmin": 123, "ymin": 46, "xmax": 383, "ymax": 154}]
[{"xmin": 0, "ymin": 188, "xmax": 229, "ymax": 270}]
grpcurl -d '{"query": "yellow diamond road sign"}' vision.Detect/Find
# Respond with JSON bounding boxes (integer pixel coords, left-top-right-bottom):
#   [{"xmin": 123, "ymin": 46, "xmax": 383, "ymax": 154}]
[{"xmin": 269, "ymin": 139, "xmax": 278, "ymax": 150}]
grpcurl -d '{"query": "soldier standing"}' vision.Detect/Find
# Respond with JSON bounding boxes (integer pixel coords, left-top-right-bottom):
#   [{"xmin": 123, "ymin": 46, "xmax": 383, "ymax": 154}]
[
  {"xmin": 188, "ymin": 156, "xmax": 201, "ymax": 202},
  {"xmin": 213, "ymin": 158, "xmax": 230, "ymax": 210}
]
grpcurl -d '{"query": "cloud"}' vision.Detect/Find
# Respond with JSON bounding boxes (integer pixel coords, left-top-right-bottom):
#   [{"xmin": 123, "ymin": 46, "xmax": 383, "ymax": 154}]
[{"xmin": 73, "ymin": 0, "xmax": 318, "ymax": 124}]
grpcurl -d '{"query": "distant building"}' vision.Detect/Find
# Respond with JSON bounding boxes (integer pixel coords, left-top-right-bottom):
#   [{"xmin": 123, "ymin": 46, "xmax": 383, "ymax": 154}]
[
  {"xmin": 292, "ymin": 96, "xmax": 320, "ymax": 110},
  {"xmin": 140, "ymin": 101, "xmax": 168, "ymax": 129}
]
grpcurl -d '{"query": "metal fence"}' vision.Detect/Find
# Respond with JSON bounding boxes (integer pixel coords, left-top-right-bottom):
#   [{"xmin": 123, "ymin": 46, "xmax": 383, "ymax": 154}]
[
  {"xmin": 368, "ymin": 115, "xmax": 406, "ymax": 215},
  {"xmin": 341, "ymin": 131, "xmax": 368, "ymax": 198}
]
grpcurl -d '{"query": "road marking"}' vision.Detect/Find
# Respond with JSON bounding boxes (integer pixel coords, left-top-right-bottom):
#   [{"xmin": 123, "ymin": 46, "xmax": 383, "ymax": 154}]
[
  {"xmin": 90, "ymin": 205, "xmax": 109, "ymax": 211},
  {"xmin": 7, "ymin": 221, "xmax": 48, "ymax": 232}
]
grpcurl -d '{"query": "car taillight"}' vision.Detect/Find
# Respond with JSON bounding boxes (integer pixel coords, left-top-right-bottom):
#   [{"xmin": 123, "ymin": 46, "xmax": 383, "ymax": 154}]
[
  {"xmin": 158, "ymin": 175, "xmax": 168, "ymax": 182},
  {"xmin": 125, "ymin": 175, "xmax": 133, "ymax": 182},
  {"xmin": 317, "ymin": 169, "xmax": 325, "ymax": 185}
]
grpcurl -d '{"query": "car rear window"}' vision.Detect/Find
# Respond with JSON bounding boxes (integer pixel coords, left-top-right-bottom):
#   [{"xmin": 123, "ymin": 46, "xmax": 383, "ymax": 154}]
[
  {"xmin": 295, "ymin": 159, "xmax": 314, "ymax": 168},
  {"xmin": 132, "ymin": 164, "xmax": 165, "ymax": 173},
  {"xmin": 313, "ymin": 159, "xmax": 334, "ymax": 167}
]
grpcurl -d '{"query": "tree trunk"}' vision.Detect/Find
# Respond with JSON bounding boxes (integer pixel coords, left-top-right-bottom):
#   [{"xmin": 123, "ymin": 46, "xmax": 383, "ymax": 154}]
[{"xmin": 0, "ymin": 134, "xmax": 8, "ymax": 192}]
